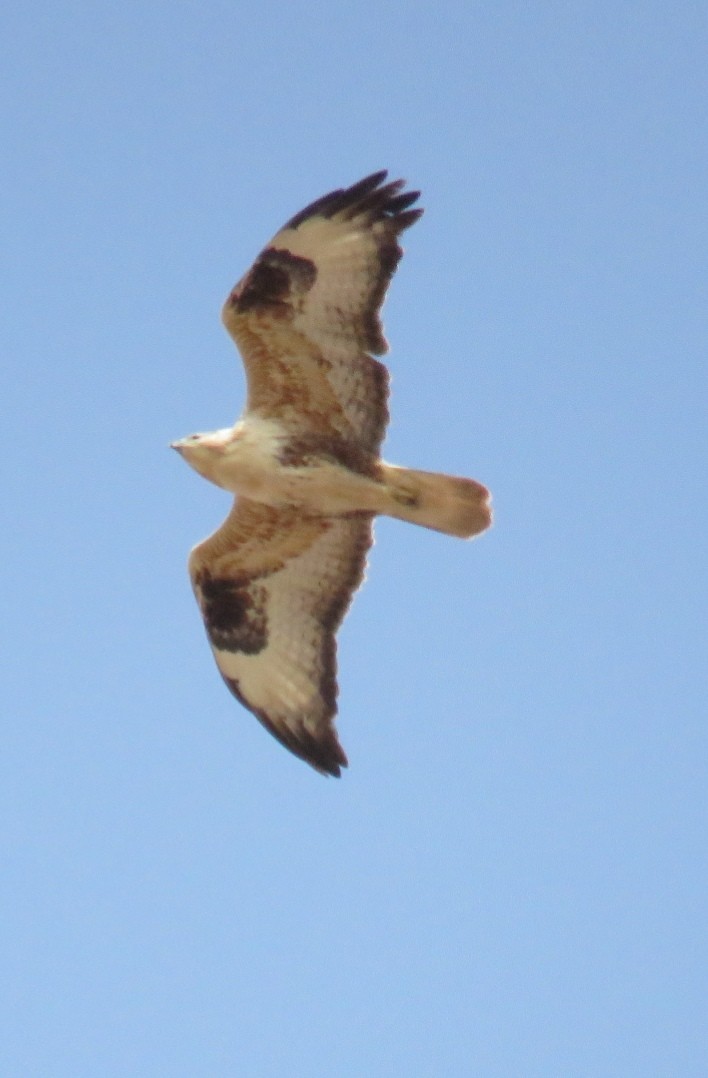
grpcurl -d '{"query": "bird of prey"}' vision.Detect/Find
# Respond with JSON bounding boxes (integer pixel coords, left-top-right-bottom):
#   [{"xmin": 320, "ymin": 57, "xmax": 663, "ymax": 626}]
[{"xmin": 172, "ymin": 171, "xmax": 491, "ymax": 776}]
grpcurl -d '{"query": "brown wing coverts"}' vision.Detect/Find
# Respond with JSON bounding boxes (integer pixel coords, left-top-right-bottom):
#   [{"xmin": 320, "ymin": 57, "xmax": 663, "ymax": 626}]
[
  {"xmin": 196, "ymin": 573, "xmax": 268, "ymax": 655},
  {"xmin": 222, "ymin": 171, "xmax": 423, "ymax": 454},
  {"xmin": 227, "ymin": 170, "xmax": 422, "ymax": 351},
  {"xmin": 189, "ymin": 500, "xmax": 373, "ymax": 776},
  {"xmin": 192, "ymin": 175, "xmax": 428, "ymax": 773},
  {"xmin": 235, "ymin": 249, "xmax": 317, "ymax": 314}
]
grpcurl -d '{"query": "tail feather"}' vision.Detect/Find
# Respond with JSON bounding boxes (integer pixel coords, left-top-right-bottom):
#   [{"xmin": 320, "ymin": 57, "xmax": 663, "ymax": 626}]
[{"xmin": 380, "ymin": 464, "xmax": 492, "ymax": 539}]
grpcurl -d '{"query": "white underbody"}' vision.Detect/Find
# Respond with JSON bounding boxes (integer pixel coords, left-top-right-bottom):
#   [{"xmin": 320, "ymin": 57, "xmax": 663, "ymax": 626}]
[{"xmin": 177, "ymin": 415, "xmax": 388, "ymax": 516}]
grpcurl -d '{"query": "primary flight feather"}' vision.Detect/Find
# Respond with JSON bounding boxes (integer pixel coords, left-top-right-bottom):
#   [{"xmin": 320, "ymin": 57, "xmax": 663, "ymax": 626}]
[{"xmin": 172, "ymin": 171, "xmax": 491, "ymax": 776}]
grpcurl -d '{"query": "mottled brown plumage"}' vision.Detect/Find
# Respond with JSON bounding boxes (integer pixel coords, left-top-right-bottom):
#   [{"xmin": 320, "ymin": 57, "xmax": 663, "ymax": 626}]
[
  {"xmin": 173, "ymin": 172, "xmax": 491, "ymax": 775},
  {"xmin": 222, "ymin": 170, "xmax": 421, "ymax": 450},
  {"xmin": 189, "ymin": 500, "xmax": 372, "ymax": 775}
]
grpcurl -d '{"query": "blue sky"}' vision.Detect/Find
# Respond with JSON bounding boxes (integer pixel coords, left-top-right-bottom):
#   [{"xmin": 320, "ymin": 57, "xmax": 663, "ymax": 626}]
[{"xmin": 3, "ymin": 3, "xmax": 707, "ymax": 1075}]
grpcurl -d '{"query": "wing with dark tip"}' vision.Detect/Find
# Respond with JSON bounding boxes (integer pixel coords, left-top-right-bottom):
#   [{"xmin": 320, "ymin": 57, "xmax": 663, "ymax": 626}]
[
  {"xmin": 221, "ymin": 171, "xmax": 423, "ymax": 453},
  {"xmin": 188, "ymin": 499, "xmax": 374, "ymax": 776}
]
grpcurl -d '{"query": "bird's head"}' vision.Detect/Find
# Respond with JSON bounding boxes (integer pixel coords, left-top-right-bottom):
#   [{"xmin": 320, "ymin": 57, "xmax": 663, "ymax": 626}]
[{"xmin": 170, "ymin": 428, "xmax": 233, "ymax": 486}]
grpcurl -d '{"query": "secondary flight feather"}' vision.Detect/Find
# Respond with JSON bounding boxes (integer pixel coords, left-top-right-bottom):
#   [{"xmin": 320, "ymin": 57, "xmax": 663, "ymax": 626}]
[{"xmin": 172, "ymin": 171, "xmax": 491, "ymax": 775}]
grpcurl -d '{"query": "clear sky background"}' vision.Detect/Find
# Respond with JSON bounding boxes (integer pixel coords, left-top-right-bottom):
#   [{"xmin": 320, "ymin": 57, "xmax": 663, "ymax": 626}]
[{"xmin": 3, "ymin": 3, "xmax": 706, "ymax": 1076}]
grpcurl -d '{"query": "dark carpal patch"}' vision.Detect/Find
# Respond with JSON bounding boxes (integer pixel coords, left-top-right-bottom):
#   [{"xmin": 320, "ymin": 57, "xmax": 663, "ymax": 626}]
[
  {"xmin": 230, "ymin": 247, "xmax": 316, "ymax": 314},
  {"xmin": 197, "ymin": 573, "xmax": 268, "ymax": 655}
]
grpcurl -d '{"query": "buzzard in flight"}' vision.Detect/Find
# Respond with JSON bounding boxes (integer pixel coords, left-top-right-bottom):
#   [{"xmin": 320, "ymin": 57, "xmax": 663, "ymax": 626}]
[{"xmin": 172, "ymin": 171, "xmax": 491, "ymax": 776}]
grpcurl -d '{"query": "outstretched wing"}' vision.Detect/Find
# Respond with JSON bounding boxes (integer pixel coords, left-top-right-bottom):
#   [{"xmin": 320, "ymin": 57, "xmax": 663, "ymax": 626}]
[
  {"xmin": 222, "ymin": 171, "xmax": 423, "ymax": 453},
  {"xmin": 188, "ymin": 499, "xmax": 373, "ymax": 776}
]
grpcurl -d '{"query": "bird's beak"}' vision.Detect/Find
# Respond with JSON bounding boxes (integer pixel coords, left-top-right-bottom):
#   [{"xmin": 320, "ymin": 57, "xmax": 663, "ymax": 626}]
[{"xmin": 170, "ymin": 442, "xmax": 184, "ymax": 455}]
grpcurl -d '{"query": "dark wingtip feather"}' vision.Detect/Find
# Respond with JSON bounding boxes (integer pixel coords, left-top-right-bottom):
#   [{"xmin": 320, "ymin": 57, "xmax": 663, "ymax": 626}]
[
  {"xmin": 394, "ymin": 207, "xmax": 424, "ymax": 231},
  {"xmin": 284, "ymin": 171, "xmax": 423, "ymax": 233},
  {"xmin": 261, "ymin": 717, "xmax": 349, "ymax": 778},
  {"xmin": 222, "ymin": 674, "xmax": 348, "ymax": 777}
]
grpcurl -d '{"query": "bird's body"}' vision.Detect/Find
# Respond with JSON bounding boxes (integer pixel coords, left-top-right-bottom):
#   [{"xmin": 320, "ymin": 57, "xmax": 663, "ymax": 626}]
[
  {"xmin": 176, "ymin": 415, "xmax": 382, "ymax": 515},
  {"xmin": 173, "ymin": 172, "xmax": 491, "ymax": 775},
  {"xmin": 175, "ymin": 414, "xmax": 487, "ymax": 532}
]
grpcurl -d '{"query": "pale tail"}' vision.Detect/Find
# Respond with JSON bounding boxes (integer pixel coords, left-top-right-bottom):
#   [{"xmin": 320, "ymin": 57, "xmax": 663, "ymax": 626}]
[{"xmin": 380, "ymin": 464, "xmax": 492, "ymax": 539}]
